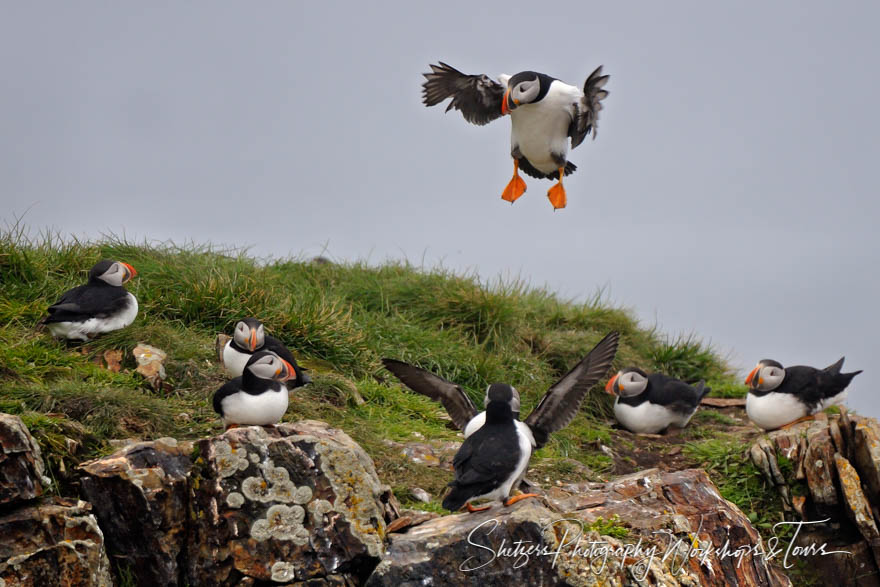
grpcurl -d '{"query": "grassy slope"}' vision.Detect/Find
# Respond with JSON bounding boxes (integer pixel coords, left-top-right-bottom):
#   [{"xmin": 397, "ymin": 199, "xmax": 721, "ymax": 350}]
[{"xmin": 1, "ymin": 227, "xmax": 770, "ymax": 520}]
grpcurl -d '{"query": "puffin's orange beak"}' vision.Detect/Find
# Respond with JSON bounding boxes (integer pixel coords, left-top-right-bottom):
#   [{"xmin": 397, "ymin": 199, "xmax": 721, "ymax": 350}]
[
  {"xmin": 121, "ymin": 262, "xmax": 137, "ymax": 281},
  {"xmin": 501, "ymin": 88, "xmax": 511, "ymax": 115},
  {"xmin": 248, "ymin": 329, "xmax": 258, "ymax": 351},
  {"xmin": 278, "ymin": 359, "xmax": 296, "ymax": 382},
  {"xmin": 605, "ymin": 373, "xmax": 620, "ymax": 395},
  {"xmin": 745, "ymin": 367, "xmax": 758, "ymax": 386}
]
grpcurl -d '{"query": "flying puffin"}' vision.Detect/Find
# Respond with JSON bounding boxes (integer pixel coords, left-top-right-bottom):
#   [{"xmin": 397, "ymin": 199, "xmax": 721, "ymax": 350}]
[
  {"xmin": 43, "ymin": 260, "xmax": 138, "ymax": 341},
  {"xmin": 422, "ymin": 62, "xmax": 609, "ymax": 210},
  {"xmin": 222, "ymin": 318, "xmax": 311, "ymax": 388},
  {"xmin": 382, "ymin": 331, "xmax": 619, "ymax": 511},
  {"xmin": 212, "ymin": 351, "xmax": 295, "ymax": 429},
  {"xmin": 605, "ymin": 368, "xmax": 710, "ymax": 434},
  {"xmin": 745, "ymin": 358, "xmax": 862, "ymax": 430}
]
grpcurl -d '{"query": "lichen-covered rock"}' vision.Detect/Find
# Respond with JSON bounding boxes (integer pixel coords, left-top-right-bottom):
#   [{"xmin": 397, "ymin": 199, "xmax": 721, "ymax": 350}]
[
  {"xmin": 187, "ymin": 421, "xmax": 391, "ymax": 585},
  {"xmin": 79, "ymin": 437, "xmax": 193, "ymax": 586},
  {"xmin": 0, "ymin": 498, "xmax": 113, "ymax": 586},
  {"xmin": 0, "ymin": 414, "xmax": 51, "ymax": 505},
  {"xmin": 369, "ymin": 469, "xmax": 790, "ymax": 587},
  {"xmin": 750, "ymin": 411, "xmax": 880, "ymax": 585}
]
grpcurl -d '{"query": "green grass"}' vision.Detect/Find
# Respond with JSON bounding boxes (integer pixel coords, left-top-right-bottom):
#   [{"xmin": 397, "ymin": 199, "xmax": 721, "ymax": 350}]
[{"xmin": 0, "ymin": 225, "xmax": 744, "ymax": 506}]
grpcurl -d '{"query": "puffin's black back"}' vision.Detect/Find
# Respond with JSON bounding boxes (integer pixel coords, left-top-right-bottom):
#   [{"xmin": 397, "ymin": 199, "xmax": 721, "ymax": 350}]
[
  {"xmin": 759, "ymin": 362, "xmax": 861, "ymax": 412},
  {"xmin": 442, "ymin": 401, "xmax": 521, "ymax": 511},
  {"xmin": 45, "ymin": 283, "xmax": 130, "ymax": 323}
]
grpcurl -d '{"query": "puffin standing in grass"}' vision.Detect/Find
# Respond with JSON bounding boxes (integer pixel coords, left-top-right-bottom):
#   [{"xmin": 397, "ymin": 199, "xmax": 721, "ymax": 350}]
[
  {"xmin": 43, "ymin": 260, "xmax": 138, "ymax": 341},
  {"xmin": 222, "ymin": 318, "xmax": 311, "ymax": 388},
  {"xmin": 605, "ymin": 368, "xmax": 710, "ymax": 434},
  {"xmin": 382, "ymin": 331, "xmax": 619, "ymax": 511},
  {"xmin": 422, "ymin": 62, "xmax": 609, "ymax": 209},
  {"xmin": 745, "ymin": 358, "xmax": 862, "ymax": 430},
  {"xmin": 213, "ymin": 351, "xmax": 296, "ymax": 429}
]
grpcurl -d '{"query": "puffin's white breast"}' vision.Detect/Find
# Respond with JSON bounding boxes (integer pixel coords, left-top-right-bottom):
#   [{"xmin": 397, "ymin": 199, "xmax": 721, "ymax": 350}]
[
  {"xmin": 510, "ymin": 81, "xmax": 580, "ymax": 174},
  {"xmin": 222, "ymin": 342, "xmax": 252, "ymax": 377},
  {"xmin": 220, "ymin": 385, "xmax": 289, "ymax": 426},
  {"xmin": 614, "ymin": 399, "xmax": 692, "ymax": 434},
  {"xmin": 746, "ymin": 392, "xmax": 809, "ymax": 430}
]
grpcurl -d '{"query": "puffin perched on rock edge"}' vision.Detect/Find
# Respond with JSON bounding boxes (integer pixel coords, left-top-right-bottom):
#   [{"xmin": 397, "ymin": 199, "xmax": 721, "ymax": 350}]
[
  {"xmin": 383, "ymin": 331, "xmax": 619, "ymax": 512},
  {"xmin": 213, "ymin": 351, "xmax": 296, "ymax": 430},
  {"xmin": 745, "ymin": 357, "xmax": 861, "ymax": 430},
  {"xmin": 422, "ymin": 62, "xmax": 609, "ymax": 209},
  {"xmin": 606, "ymin": 368, "xmax": 710, "ymax": 434},
  {"xmin": 43, "ymin": 260, "xmax": 138, "ymax": 341}
]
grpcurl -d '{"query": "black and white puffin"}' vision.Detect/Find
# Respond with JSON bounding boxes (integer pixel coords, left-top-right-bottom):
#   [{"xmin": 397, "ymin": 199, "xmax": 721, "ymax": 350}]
[
  {"xmin": 212, "ymin": 351, "xmax": 295, "ymax": 429},
  {"xmin": 382, "ymin": 331, "xmax": 618, "ymax": 511},
  {"xmin": 745, "ymin": 358, "xmax": 862, "ymax": 430},
  {"xmin": 43, "ymin": 260, "xmax": 138, "ymax": 341},
  {"xmin": 222, "ymin": 318, "xmax": 311, "ymax": 388},
  {"xmin": 422, "ymin": 62, "xmax": 609, "ymax": 209},
  {"xmin": 605, "ymin": 368, "xmax": 710, "ymax": 434}
]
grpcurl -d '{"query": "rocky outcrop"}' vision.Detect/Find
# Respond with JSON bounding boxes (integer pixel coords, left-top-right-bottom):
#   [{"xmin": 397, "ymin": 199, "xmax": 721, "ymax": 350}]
[
  {"xmin": 0, "ymin": 498, "xmax": 113, "ymax": 586},
  {"xmin": 750, "ymin": 411, "xmax": 880, "ymax": 585},
  {"xmin": 0, "ymin": 414, "xmax": 51, "ymax": 505},
  {"xmin": 370, "ymin": 468, "xmax": 790, "ymax": 586},
  {"xmin": 79, "ymin": 437, "xmax": 193, "ymax": 586}
]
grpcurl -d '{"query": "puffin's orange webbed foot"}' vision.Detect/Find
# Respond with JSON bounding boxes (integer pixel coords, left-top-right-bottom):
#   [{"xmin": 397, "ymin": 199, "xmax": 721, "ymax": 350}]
[
  {"xmin": 779, "ymin": 415, "xmax": 816, "ymax": 430},
  {"xmin": 547, "ymin": 167, "xmax": 567, "ymax": 210},
  {"xmin": 501, "ymin": 160, "xmax": 527, "ymax": 203},
  {"xmin": 503, "ymin": 493, "xmax": 540, "ymax": 506},
  {"xmin": 465, "ymin": 502, "xmax": 492, "ymax": 513},
  {"xmin": 224, "ymin": 423, "xmax": 240, "ymax": 431}
]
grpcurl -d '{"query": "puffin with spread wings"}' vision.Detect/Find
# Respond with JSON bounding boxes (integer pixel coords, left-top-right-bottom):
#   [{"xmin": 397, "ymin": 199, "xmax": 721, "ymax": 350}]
[
  {"xmin": 383, "ymin": 331, "xmax": 619, "ymax": 512},
  {"xmin": 422, "ymin": 62, "xmax": 609, "ymax": 209}
]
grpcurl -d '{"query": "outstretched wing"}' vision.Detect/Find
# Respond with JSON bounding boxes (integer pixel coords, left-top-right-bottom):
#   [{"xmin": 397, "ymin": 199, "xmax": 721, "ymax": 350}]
[
  {"xmin": 382, "ymin": 358, "xmax": 478, "ymax": 430},
  {"xmin": 569, "ymin": 65, "xmax": 610, "ymax": 149},
  {"xmin": 525, "ymin": 331, "xmax": 620, "ymax": 448},
  {"xmin": 422, "ymin": 62, "xmax": 507, "ymax": 126}
]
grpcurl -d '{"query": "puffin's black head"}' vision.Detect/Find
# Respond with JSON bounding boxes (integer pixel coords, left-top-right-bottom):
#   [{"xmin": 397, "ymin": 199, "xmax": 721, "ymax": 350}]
[
  {"xmin": 485, "ymin": 382, "xmax": 520, "ymax": 410},
  {"xmin": 244, "ymin": 350, "xmax": 293, "ymax": 383},
  {"xmin": 502, "ymin": 71, "xmax": 551, "ymax": 115},
  {"xmin": 233, "ymin": 317, "xmax": 265, "ymax": 352},
  {"xmin": 605, "ymin": 367, "xmax": 649, "ymax": 397},
  {"xmin": 745, "ymin": 359, "xmax": 785, "ymax": 392},
  {"xmin": 89, "ymin": 260, "xmax": 137, "ymax": 286}
]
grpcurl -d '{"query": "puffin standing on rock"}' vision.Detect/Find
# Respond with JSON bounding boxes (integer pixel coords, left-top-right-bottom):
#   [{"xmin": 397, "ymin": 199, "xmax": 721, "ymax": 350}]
[
  {"xmin": 383, "ymin": 331, "xmax": 619, "ymax": 512},
  {"xmin": 745, "ymin": 358, "xmax": 861, "ymax": 430},
  {"xmin": 422, "ymin": 62, "xmax": 609, "ymax": 210},
  {"xmin": 43, "ymin": 260, "xmax": 138, "ymax": 341},
  {"xmin": 213, "ymin": 351, "xmax": 296, "ymax": 430},
  {"xmin": 606, "ymin": 368, "xmax": 710, "ymax": 434},
  {"xmin": 222, "ymin": 318, "xmax": 311, "ymax": 388}
]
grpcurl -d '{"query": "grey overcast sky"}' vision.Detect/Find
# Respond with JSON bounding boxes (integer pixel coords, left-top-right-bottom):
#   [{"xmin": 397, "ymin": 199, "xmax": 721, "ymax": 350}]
[{"xmin": 2, "ymin": 2, "xmax": 877, "ymax": 417}]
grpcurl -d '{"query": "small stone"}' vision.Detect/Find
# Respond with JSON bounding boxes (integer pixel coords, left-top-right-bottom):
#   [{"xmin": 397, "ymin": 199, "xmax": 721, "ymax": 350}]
[
  {"xmin": 410, "ymin": 487, "xmax": 431, "ymax": 503},
  {"xmin": 133, "ymin": 344, "xmax": 168, "ymax": 390}
]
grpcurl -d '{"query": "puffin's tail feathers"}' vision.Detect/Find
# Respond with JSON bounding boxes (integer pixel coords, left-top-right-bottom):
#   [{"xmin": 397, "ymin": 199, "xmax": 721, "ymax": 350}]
[
  {"xmin": 518, "ymin": 158, "xmax": 576, "ymax": 180},
  {"xmin": 825, "ymin": 357, "xmax": 846, "ymax": 374},
  {"xmin": 694, "ymin": 380, "xmax": 711, "ymax": 401},
  {"xmin": 441, "ymin": 486, "xmax": 470, "ymax": 512}
]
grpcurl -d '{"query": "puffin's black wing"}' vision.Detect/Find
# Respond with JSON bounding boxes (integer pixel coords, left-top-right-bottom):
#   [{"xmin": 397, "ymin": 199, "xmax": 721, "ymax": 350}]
[
  {"xmin": 569, "ymin": 66, "xmax": 610, "ymax": 149},
  {"xmin": 45, "ymin": 285, "xmax": 130, "ymax": 323},
  {"xmin": 644, "ymin": 374, "xmax": 708, "ymax": 413},
  {"xmin": 524, "ymin": 331, "xmax": 620, "ymax": 448},
  {"xmin": 381, "ymin": 358, "xmax": 478, "ymax": 430},
  {"xmin": 263, "ymin": 335, "xmax": 311, "ymax": 387},
  {"xmin": 422, "ymin": 62, "xmax": 506, "ymax": 126},
  {"xmin": 212, "ymin": 378, "xmax": 243, "ymax": 415},
  {"xmin": 442, "ymin": 423, "xmax": 521, "ymax": 511}
]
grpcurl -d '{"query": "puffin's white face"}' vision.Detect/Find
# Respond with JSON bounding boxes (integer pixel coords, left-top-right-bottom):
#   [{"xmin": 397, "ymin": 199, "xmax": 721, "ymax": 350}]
[
  {"xmin": 233, "ymin": 321, "xmax": 265, "ymax": 351},
  {"xmin": 484, "ymin": 384, "xmax": 520, "ymax": 413},
  {"xmin": 509, "ymin": 77, "xmax": 540, "ymax": 106},
  {"xmin": 246, "ymin": 353, "xmax": 291, "ymax": 381},
  {"xmin": 746, "ymin": 361, "xmax": 785, "ymax": 392},
  {"xmin": 97, "ymin": 262, "xmax": 136, "ymax": 286},
  {"xmin": 606, "ymin": 370, "xmax": 648, "ymax": 398}
]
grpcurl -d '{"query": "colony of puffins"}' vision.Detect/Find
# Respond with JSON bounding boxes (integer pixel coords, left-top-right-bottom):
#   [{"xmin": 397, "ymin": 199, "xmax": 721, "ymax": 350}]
[{"xmin": 42, "ymin": 260, "xmax": 861, "ymax": 512}]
